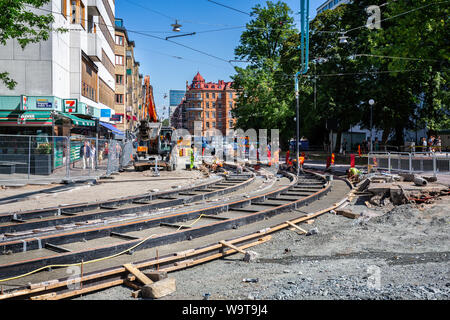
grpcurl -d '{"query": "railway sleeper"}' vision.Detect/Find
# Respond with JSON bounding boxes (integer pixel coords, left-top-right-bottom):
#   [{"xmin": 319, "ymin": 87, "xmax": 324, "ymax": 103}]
[
  {"xmin": 160, "ymin": 222, "xmax": 190, "ymax": 229},
  {"xmin": 45, "ymin": 243, "xmax": 71, "ymax": 253},
  {"xmin": 110, "ymin": 232, "xmax": 140, "ymax": 241}
]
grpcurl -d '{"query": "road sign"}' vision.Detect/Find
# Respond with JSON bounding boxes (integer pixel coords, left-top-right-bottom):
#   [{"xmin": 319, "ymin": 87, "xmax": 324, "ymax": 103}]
[
  {"xmin": 20, "ymin": 95, "xmax": 28, "ymax": 111},
  {"xmin": 64, "ymin": 99, "xmax": 78, "ymax": 113}
]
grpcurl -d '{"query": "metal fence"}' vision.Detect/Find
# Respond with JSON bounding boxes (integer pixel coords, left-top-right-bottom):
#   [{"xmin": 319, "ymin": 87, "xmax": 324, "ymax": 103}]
[
  {"xmin": 368, "ymin": 152, "xmax": 450, "ymax": 176},
  {"xmin": 0, "ymin": 134, "xmax": 133, "ymax": 184}
]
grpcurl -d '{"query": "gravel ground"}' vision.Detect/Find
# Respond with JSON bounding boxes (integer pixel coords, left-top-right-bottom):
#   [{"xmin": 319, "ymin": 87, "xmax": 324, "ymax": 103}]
[{"xmin": 76, "ymin": 193, "xmax": 449, "ymax": 300}]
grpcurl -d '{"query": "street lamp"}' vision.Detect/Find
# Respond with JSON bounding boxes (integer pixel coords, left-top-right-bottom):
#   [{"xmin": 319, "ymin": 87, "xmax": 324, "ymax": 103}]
[
  {"xmin": 171, "ymin": 20, "xmax": 182, "ymax": 32},
  {"xmin": 369, "ymin": 99, "xmax": 375, "ymax": 152}
]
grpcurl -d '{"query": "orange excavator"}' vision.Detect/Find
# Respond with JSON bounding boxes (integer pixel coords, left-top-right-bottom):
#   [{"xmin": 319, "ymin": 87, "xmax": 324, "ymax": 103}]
[{"xmin": 135, "ymin": 76, "xmax": 174, "ymax": 171}]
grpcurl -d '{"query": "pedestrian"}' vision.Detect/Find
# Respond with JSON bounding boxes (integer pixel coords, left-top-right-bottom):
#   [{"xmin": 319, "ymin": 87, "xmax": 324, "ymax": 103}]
[
  {"xmin": 428, "ymin": 135, "xmax": 434, "ymax": 153},
  {"xmin": 421, "ymin": 137, "xmax": 427, "ymax": 153},
  {"xmin": 80, "ymin": 140, "xmax": 91, "ymax": 170},
  {"xmin": 374, "ymin": 137, "xmax": 379, "ymax": 151},
  {"xmin": 341, "ymin": 139, "xmax": 347, "ymax": 155},
  {"xmin": 436, "ymin": 136, "xmax": 442, "ymax": 152},
  {"xmin": 103, "ymin": 142, "xmax": 109, "ymax": 160},
  {"xmin": 90, "ymin": 141, "xmax": 96, "ymax": 169}
]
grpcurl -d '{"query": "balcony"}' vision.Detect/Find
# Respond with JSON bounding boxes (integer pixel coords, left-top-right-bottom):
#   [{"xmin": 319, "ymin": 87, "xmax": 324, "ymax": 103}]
[
  {"xmin": 87, "ymin": 0, "xmax": 101, "ymax": 16},
  {"xmin": 86, "ymin": 33, "xmax": 102, "ymax": 62}
]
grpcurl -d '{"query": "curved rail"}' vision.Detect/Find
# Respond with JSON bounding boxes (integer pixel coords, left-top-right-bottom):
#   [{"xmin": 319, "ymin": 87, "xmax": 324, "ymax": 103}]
[{"xmin": 0, "ymin": 170, "xmax": 330, "ymax": 279}]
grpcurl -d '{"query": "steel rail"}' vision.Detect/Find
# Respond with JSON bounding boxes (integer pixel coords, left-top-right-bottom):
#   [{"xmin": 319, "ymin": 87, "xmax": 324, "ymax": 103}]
[
  {"xmin": 0, "ymin": 163, "xmax": 251, "ymax": 224},
  {"xmin": 0, "ymin": 171, "xmax": 330, "ymax": 278},
  {"xmin": 0, "ymin": 179, "xmax": 349, "ymax": 300},
  {"xmin": 0, "ymin": 172, "xmax": 255, "ymax": 235}
]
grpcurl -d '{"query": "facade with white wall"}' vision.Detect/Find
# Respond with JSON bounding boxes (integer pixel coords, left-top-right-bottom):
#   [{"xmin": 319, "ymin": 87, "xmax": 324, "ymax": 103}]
[{"xmin": 0, "ymin": 0, "xmax": 116, "ymax": 134}]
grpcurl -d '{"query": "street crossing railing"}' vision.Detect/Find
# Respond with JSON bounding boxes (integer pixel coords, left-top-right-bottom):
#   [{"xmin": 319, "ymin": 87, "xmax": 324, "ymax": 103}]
[{"xmin": 368, "ymin": 151, "xmax": 450, "ymax": 176}]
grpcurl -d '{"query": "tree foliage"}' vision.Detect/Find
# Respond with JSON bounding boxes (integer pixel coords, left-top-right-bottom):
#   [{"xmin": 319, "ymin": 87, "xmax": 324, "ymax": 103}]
[{"xmin": 231, "ymin": 0, "xmax": 449, "ymax": 148}]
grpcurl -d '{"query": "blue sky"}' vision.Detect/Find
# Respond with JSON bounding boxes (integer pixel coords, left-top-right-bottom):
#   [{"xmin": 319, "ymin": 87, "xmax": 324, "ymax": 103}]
[{"xmin": 115, "ymin": 0, "xmax": 325, "ymax": 118}]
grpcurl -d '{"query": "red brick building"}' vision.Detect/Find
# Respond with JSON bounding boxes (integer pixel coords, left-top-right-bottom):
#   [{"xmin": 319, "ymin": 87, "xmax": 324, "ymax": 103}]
[{"xmin": 183, "ymin": 72, "xmax": 237, "ymax": 135}]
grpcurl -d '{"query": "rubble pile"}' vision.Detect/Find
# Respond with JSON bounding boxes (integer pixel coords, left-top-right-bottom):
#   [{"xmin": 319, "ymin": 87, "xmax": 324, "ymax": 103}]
[{"xmin": 355, "ymin": 172, "xmax": 449, "ymax": 209}]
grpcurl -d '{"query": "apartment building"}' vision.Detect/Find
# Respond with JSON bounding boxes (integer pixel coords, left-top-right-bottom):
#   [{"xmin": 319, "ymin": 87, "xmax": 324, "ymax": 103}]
[
  {"xmin": 0, "ymin": 0, "xmax": 116, "ymax": 135},
  {"xmin": 113, "ymin": 18, "xmax": 143, "ymax": 133},
  {"xmin": 317, "ymin": 0, "xmax": 350, "ymax": 14}
]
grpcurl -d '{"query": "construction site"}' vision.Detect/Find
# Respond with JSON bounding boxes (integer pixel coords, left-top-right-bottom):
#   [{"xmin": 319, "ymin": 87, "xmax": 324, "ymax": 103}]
[{"xmin": 0, "ymin": 150, "xmax": 448, "ymax": 302}]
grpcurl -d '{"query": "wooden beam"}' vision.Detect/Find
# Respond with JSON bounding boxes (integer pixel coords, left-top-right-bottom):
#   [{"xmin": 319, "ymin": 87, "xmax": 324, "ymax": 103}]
[
  {"xmin": 285, "ymin": 221, "xmax": 307, "ymax": 234},
  {"xmin": 123, "ymin": 264, "xmax": 153, "ymax": 285},
  {"xmin": 219, "ymin": 240, "xmax": 246, "ymax": 254}
]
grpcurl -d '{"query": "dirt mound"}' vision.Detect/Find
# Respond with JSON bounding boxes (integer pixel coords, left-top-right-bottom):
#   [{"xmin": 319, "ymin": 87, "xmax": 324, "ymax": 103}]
[{"xmin": 371, "ymin": 204, "xmax": 421, "ymax": 225}]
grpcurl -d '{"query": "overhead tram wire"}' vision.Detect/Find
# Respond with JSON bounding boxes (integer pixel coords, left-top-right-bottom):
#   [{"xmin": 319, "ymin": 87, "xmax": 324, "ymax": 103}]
[
  {"xmin": 206, "ymin": 0, "xmax": 251, "ymax": 16},
  {"xmin": 315, "ymin": 0, "xmax": 450, "ymax": 35},
  {"xmin": 24, "ymin": 5, "xmax": 235, "ymax": 68},
  {"xmin": 122, "ymin": 0, "xmax": 243, "ymax": 27}
]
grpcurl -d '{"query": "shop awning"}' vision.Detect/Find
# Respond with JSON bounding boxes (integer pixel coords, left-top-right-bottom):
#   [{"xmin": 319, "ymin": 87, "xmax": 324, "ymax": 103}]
[
  {"xmin": 0, "ymin": 110, "xmax": 53, "ymax": 126},
  {"xmin": 99, "ymin": 121, "xmax": 124, "ymax": 136},
  {"xmin": 61, "ymin": 113, "xmax": 95, "ymax": 126}
]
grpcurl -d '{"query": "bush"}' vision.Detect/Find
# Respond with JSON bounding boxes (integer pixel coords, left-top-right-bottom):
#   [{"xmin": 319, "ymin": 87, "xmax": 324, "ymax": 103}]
[{"xmin": 36, "ymin": 143, "xmax": 51, "ymax": 154}]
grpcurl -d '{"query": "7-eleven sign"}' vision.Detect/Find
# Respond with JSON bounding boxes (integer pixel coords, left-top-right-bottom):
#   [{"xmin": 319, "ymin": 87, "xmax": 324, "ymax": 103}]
[
  {"xmin": 64, "ymin": 99, "xmax": 78, "ymax": 113},
  {"xmin": 20, "ymin": 95, "xmax": 28, "ymax": 111}
]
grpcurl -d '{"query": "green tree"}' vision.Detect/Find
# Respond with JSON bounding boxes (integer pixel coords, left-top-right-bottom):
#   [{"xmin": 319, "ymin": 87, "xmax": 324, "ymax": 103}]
[
  {"xmin": 371, "ymin": 0, "xmax": 449, "ymax": 133},
  {"xmin": 0, "ymin": 0, "xmax": 65, "ymax": 89},
  {"xmin": 231, "ymin": 1, "xmax": 297, "ymax": 146}
]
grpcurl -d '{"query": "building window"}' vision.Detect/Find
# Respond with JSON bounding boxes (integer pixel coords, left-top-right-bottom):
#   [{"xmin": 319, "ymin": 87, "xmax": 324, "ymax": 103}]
[
  {"xmin": 115, "ymin": 35, "xmax": 124, "ymax": 46},
  {"xmin": 218, "ymin": 93, "xmax": 222, "ymax": 99},
  {"xmin": 212, "ymin": 122, "xmax": 215, "ymax": 128},
  {"xmin": 212, "ymin": 93, "xmax": 216, "ymax": 99},
  {"xmin": 115, "ymin": 94, "xmax": 124, "ymax": 104},
  {"xmin": 115, "ymin": 55, "xmax": 124, "ymax": 65},
  {"xmin": 206, "ymin": 122, "xmax": 210, "ymax": 128},
  {"xmin": 116, "ymin": 74, "xmax": 123, "ymax": 84},
  {"xmin": 212, "ymin": 111, "xmax": 215, "ymax": 118},
  {"xmin": 61, "ymin": 0, "xmax": 67, "ymax": 18},
  {"xmin": 229, "ymin": 121, "xmax": 233, "ymax": 127},
  {"xmin": 229, "ymin": 92, "xmax": 233, "ymax": 99},
  {"xmin": 205, "ymin": 92, "xmax": 209, "ymax": 99}
]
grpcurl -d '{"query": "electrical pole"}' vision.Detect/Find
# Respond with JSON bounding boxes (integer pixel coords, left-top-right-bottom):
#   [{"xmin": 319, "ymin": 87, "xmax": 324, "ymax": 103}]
[{"xmin": 294, "ymin": 0, "xmax": 310, "ymax": 176}]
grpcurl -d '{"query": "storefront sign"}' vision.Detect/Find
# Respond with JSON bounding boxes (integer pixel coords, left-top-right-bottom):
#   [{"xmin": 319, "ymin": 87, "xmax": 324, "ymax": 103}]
[
  {"xmin": 64, "ymin": 99, "xmax": 78, "ymax": 113},
  {"xmin": 20, "ymin": 95, "xmax": 28, "ymax": 111},
  {"xmin": 36, "ymin": 99, "xmax": 52, "ymax": 109},
  {"xmin": 86, "ymin": 105, "xmax": 94, "ymax": 116},
  {"xmin": 17, "ymin": 113, "xmax": 35, "ymax": 125},
  {"xmin": 101, "ymin": 109, "xmax": 111, "ymax": 118}
]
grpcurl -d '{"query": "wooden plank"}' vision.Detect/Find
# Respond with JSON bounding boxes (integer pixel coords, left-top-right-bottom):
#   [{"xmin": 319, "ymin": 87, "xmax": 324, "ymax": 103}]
[
  {"xmin": 336, "ymin": 209, "xmax": 360, "ymax": 219},
  {"xmin": 123, "ymin": 263, "xmax": 153, "ymax": 285},
  {"xmin": 219, "ymin": 240, "xmax": 246, "ymax": 254},
  {"xmin": 30, "ymin": 292, "xmax": 56, "ymax": 300},
  {"xmin": 131, "ymin": 290, "xmax": 141, "ymax": 298},
  {"xmin": 123, "ymin": 280, "xmax": 141, "ymax": 291},
  {"xmin": 46, "ymin": 279, "xmax": 124, "ymax": 300},
  {"xmin": 285, "ymin": 221, "xmax": 307, "ymax": 234}
]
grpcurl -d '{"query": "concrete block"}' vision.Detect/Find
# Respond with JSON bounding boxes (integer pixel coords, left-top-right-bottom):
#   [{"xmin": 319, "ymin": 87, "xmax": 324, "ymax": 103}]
[
  {"xmin": 141, "ymin": 277, "xmax": 176, "ymax": 299},
  {"xmin": 143, "ymin": 271, "xmax": 168, "ymax": 282}
]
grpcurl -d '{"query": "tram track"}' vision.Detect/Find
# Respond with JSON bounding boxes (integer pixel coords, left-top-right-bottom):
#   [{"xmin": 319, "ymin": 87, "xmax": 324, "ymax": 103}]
[
  {"xmin": 0, "ymin": 172, "xmax": 352, "ymax": 300},
  {"xmin": 0, "ymin": 169, "xmax": 331, "ymax": 279}
]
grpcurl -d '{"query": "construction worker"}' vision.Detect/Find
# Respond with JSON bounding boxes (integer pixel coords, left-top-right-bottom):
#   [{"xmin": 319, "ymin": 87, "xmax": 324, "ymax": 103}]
[
  {"xmin": 189, "ymin": 144, "xmax": 195, "ymax": 170},
  {"xmin": 347, "ymin": 167, "xmax": 362, "ymax": 183}
]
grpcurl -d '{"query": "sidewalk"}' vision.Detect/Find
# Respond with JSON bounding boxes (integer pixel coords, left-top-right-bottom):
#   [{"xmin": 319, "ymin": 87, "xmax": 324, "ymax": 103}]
[{"xmin": 303, "ymin": 160, "xmax": 450, "ymax": 187}]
